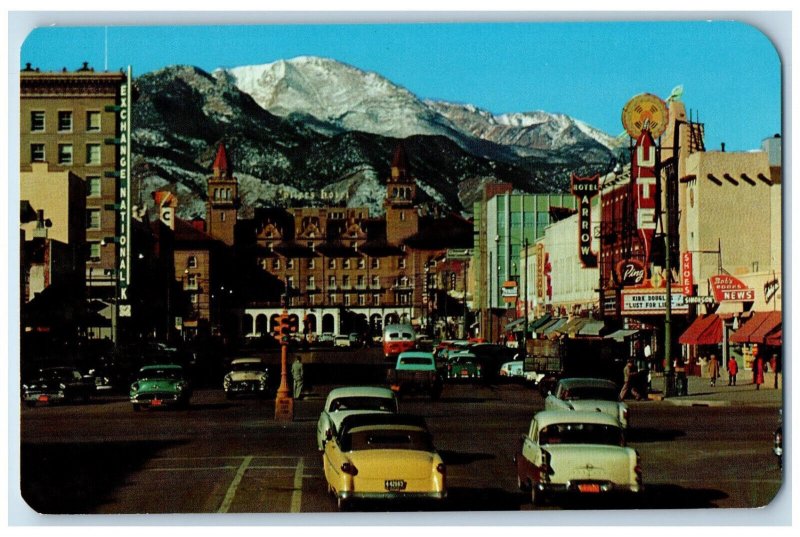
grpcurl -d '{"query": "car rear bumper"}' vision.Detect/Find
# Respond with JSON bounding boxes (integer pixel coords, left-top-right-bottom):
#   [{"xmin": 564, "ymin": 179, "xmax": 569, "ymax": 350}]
[
  {"xmin": 338, "ymin": 490, "xmax": 447, "ymax": 502},
  {"xmin": 536, "ymin": 481, "xmax": 642, "ymax": 496}
]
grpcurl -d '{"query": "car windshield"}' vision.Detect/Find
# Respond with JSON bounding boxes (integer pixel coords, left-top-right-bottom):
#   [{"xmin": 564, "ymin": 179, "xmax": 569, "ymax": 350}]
[
  {"xmin": 139, "ymin": 368, "xmax": 183, "ymax": 381},
  {"xmin": 329, "ymin": 396, "xmax": 397, "ymax": 413},
  {"xmin": 539, "ymin": 423, "xmax": 624, "ymax": 446},
  {"xmin": 399, "ymin": 357, "xmax": 433, "ymax": 366},
  {"xmin": 343, "ymin": 429, "xmax": 433, "ymax": 451},
  {"xmin": 230, "ymin": 362, "xmax": 263, "ymax": 372},
  {"xmin": 561, "ymin": 386, "xmax": 617, "ymax": 401}
]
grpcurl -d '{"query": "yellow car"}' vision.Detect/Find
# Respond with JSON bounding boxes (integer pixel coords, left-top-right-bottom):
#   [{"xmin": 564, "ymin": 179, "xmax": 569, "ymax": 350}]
[{"xmin": 322, "ymin": 413, "xmax": 446, "ymax": 510}]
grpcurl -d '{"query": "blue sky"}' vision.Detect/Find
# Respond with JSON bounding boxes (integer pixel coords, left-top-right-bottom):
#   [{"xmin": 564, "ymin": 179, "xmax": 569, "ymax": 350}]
[{"xmin": 17, "ymin": 16, "xmax": 784, "ymax": 151}]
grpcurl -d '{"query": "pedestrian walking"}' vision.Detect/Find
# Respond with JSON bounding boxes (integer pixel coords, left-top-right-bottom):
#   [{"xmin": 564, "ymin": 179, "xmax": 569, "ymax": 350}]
[
  {"xmin": 727, "ymin": 356, "xmax": 738, "ymax": 386},
  {"xmin": 619, "ymin": 359, "xmax": 642, "ymax": 401},
  {"xmin": 291, "ymin": 356, "xmax": 304, "ymax": 399},
  {"xmin": 754, "ymin": 355, "xmax": 764, "ymax": 390},
  {"xmin": 708, "ymin": 354, "xmax": 720, "ymax": 387}
]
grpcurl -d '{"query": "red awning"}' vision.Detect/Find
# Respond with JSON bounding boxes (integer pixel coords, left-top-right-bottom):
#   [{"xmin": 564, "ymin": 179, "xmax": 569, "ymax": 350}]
[
  {"xmin": 729, "ymin": 311, "xmax": 782, "ymax": 344},
  {"xmin": 679, "ymin": 315, "xmax": 722, "ymax": 345},
  {"xmin": 747, "ymin": 311, "xmax": 782, "ymax": 344},
  {"xmin": 765, "ymin": 329, "xmax": 782, "ymax": 346}
]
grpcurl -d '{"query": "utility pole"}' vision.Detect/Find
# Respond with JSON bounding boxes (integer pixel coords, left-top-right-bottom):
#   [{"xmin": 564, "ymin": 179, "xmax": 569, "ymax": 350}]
[{"xmin": 522, "ymin": 238, "xmax": 528, "ymax": 363}]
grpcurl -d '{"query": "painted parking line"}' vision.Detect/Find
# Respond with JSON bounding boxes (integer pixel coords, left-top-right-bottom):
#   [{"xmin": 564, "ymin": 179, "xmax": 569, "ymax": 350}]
[
  {"xmin": 217, "ymin": 455, "xmax": 253, "ymax": 513},
  {"xmin": 290, "ymin": 457, "xmax": 305, "ymax": 513},
  {"xmin": 137, "ymin": 455, "xmax": 320, "ymax": 513}
]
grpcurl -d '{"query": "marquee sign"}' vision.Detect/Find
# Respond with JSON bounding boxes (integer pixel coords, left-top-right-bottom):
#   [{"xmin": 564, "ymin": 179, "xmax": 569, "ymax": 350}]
[
  {"xmin": 710, "ymin": 274, "xmax": 756, "ymax": 302},
  {"xmin": 615, "ymin": 259, "xmax": 646, "ymax": 287},
  {"xmin": 621, "ymin": 288, "xmax": 688, "ymax": 315},
  {"xmin": 570, "ymin": 173, "xmax": 599, "ymax": 268},
  {"xmin": 631, "ymin": 129, "xmax": 658, "ymax": 265}
]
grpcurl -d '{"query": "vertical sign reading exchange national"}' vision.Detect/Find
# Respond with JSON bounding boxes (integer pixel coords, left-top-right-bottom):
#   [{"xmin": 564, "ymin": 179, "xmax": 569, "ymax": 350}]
[
  {"xmin": 117, "ymin": 66, "xmax": 132, "ymax": 310},
  {"xmin": 570, "ymin": 173, "xmax": 599, "ymax": 268}
]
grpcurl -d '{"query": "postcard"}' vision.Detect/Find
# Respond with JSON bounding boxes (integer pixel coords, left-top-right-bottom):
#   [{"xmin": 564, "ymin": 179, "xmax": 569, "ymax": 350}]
[{"xmin": 12, "ymin": 13, "xmax": 786, "ymax": 525}]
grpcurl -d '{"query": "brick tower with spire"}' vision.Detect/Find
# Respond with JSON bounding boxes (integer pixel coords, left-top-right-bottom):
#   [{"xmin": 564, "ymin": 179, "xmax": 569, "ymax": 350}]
[
  {"xmin": 206, "ymin": 142, "xmax": 239, "ymax": 246},
  {"xmin": 384, "ymin": 144, "xmax": 419, "ymax": 245}
]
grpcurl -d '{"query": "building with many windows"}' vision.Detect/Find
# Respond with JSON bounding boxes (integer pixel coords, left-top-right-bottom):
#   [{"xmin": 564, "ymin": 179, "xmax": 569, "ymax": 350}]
[
  {"xmin": 472, "ymin": 188, "xmax": 577, "ymax": 341},
  {"xmin": 20, "ymin": 62, "xmax": 129, "ymax": 331}
]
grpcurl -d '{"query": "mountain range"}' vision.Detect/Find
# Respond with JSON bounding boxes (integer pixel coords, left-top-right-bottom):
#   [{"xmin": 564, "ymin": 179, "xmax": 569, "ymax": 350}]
[{"xmin": 131, "ymin": 56, "xmax": 623, "ymax": 219}]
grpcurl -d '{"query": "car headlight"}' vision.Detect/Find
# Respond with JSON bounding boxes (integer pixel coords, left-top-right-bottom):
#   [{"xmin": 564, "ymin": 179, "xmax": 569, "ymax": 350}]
[
  {"xmin": 59, "ymin": 383, "xmax": 66, "ymax": 390},
  {"xmin": 22, "ymin": 384, "xmax": 28, "ymax": 390},
  {"xmin": 130, "ymin": 383, "xmax": 139, "ymax": 393}
]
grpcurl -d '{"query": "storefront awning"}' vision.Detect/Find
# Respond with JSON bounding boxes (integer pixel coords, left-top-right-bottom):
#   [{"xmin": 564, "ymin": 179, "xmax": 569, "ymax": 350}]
[
  {"xmin": 604, "ymin": 329, "xmax": 640, "ymax": 342},
  {"xmin": 730, "ymin": 311, "xmax": 782, "ymax": 344},
  {"xmin": 678, "ymin": 315, "xmax": 722, "ymax": 345},
  {"xmin": 504, "ymin": 318, "xmax": 525, "ymax": 331},
  {"xmin": 765, "ymin": 329, "xmax": 782, "ymax": 346},
  {"xmin": 529, "ymin": 314, "xmax": 552, "ymax": 331},
  {"xmin": 554, "ymin": 317, "xmax": 589, "ymax": 336},
  {"xmin": 541, "ymin": 317, "xmax": 568, "ymax": 335},
  {"xmin": 578, "ymin": 320, "xmax": 606, "ymax": 337}
]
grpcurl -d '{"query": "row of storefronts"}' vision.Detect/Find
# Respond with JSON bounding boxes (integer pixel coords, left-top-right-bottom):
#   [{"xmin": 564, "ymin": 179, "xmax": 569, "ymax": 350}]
[{"xmin": 484, "ymin": 97, "xmax": 781, "ymax": 377}]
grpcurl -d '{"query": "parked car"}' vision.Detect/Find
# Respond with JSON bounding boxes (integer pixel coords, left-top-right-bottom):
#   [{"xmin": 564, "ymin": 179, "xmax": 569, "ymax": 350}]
[
  {"xmin": 316, "ymin": 386, "xmax": 399, "ymax": 451},
  {"xmin": 544, "ymin": 377, "xmax": 628, "ymax": 429},
  {"xmin": 348, "ymin": 333, "xmax": 364, "ymax": 347},
  {"xmin": 223, "ymin": 358, "xmax": 269, "ymax": 399},
  {"xmin": 499, "ymin": 360, "xmax": 524, "ymax": 378},
  {"xmin": 386, "ymin": 351, "xmax": 443, "ymax": 399},
  {"xmin": 318, "ymin": 332, "xmax": 335, "ymax": 344},
  {"xmin": 514, "ymin": 410, "xmax": 642, "ymax": 505},
  {"xmin": 22, "ymin": 366, "xmax": 94, "ymax": 407},
  {"xmin": 130, "ymin": 364, "xmax": 192, "ymax": 411},
  {"xmin": 322, "ymin": 413, "xmax": 447, "ymax": 510},
  {"xmin": 445, "ymin": 353, "xmax": 482, "ymax": 381},
  {"xmin": 334, "ymin": 335, "xmax": 352, "ymax": 348}
]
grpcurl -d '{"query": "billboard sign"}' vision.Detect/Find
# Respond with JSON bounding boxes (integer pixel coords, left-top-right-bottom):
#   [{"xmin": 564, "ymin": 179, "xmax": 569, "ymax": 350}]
[{"xmin": 710, "ymin": 274, "xmax": 756, "ymax": 302}]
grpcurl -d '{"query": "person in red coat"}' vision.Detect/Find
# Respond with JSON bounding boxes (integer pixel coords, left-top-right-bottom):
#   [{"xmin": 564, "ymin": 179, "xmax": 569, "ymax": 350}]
[
  {"xmin": 727, "ymin": 356, "xmax": 739, "ymax": 386},
  {"xmin": 754, "ymin": 355, "xmax": 765, "ymax": 390}
]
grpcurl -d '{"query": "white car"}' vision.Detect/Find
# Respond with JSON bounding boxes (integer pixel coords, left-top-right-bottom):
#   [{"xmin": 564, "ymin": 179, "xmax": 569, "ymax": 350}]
[
  {"xmin": 544, "ymin": 377, "xmax": 629, "ymax": 429},
  {"xmin": 499, "ymin": 360, "xmax": 524, "ymax": 378},
  {"xmin": 514, "ymin": 410, "xmax": 642, "ymax": 505},
  {"xmin": 334, "ymin": 335, "xmax": 351, "ymax": 348},
  {"xmin": 223, "ymin": 358, "xmax": 269, "ymax": 399},
  {"xmin": 316, "ymin": 386, "xmax": 399, "ymax": 451}
]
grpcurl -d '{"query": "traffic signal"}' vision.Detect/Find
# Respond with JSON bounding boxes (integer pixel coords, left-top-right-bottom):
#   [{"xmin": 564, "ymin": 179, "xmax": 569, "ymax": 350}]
[{"xmin": 280, "ymin": 315, "xmax": 292, "ymax": 336}]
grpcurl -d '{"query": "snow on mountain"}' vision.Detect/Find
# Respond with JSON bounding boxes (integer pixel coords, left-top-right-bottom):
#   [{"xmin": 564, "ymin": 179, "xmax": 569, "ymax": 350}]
[{"xmin": 215, "ymin": 56, "xmax": 457, "ymax": 140}]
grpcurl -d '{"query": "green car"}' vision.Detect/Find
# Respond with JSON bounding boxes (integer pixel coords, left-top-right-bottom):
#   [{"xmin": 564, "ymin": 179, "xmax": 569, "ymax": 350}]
[{"xmin": 130, "ymin": 364, "xmax": 192, "ymax": 411}]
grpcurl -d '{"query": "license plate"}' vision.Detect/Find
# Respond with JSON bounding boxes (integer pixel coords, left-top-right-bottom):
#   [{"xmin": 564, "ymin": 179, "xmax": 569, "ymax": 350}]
[
  {"xmin": 38, "ymin": 395, "xmax": 49, "ymax": 402},
  {"xmin": 578, "ymin": 483, "xmax": 601, "ymax": 493},
  {"xmin": 384, "ymin": 480, "xmax": 407, "ymax": 491},
  {"xmin": 151, "ymin": 399, "xmax": 162, "ymax": 406}
]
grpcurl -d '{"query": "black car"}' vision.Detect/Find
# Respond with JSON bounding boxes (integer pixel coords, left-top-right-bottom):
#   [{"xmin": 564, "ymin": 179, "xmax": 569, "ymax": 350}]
[{"xmin": 22, "ymin": 366, "xmax": 94, "ymax": 407}]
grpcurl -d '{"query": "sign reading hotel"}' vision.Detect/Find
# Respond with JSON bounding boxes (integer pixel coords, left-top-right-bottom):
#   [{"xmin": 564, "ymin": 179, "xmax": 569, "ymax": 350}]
[
  {"xmin": 117, "ymin": 66, "xmax": 133, "ymax": 314},
  {"xmin": 570, "ymin": 173, "xmax": 599, "ymax": 268},
  {"xmin": 681, "ymin": 251, "xmax": 694, "ymax": 296},
  {"xmin": 621, "ymin": 289, "xmax": 689, "ymax": 315},
  {"xmin": 710, "ymin": 274, "xmax": 756, "ymax": 302}
]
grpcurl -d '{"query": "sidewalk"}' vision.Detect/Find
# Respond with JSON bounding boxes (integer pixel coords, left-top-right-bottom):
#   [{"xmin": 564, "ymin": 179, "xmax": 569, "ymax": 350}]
[{"xmin": 643, "ymin": 372, "xmax": 784, "ymax": 407}]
